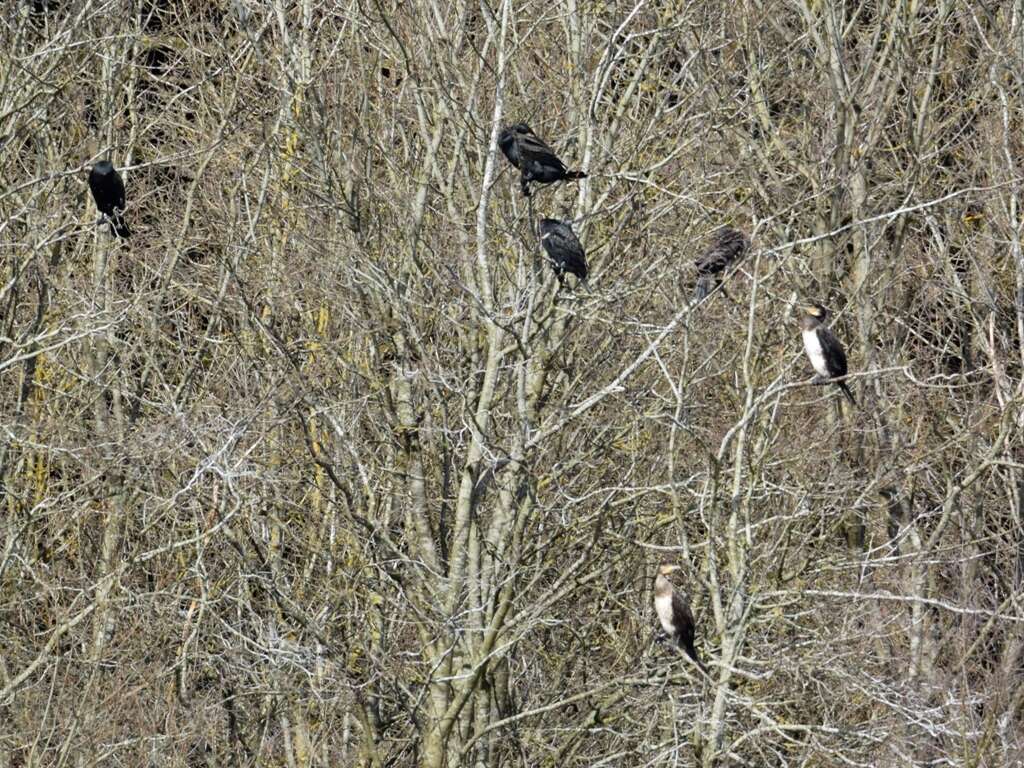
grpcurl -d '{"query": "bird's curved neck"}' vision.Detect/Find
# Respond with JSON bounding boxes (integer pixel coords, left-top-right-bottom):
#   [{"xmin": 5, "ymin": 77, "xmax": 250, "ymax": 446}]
[{"xmin": 654, "ymin": 574, "xmax": 673, "ymax": 596}]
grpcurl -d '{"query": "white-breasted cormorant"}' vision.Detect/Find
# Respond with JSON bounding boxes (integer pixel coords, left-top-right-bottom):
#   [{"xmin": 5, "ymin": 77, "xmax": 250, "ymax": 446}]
[
  {"xmin": 654, "ymin": 563, "xmax": 703, "ymax": 668},
  {"xmin": 799, "ymin": 303, "xmax": 855, "ymax": 405},
  {"xmin": 498, "ymin": 124, "xmax": 586, "ymax": 197}
]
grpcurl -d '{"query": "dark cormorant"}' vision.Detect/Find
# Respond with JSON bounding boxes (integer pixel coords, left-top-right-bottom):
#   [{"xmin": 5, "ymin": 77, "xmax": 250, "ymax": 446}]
[
  {"xmin": 654, "ymin": 563, "xmax": 704, "ymax": 669},
  {"xmin": 694, "ymin": 226, "xmax": 749, "ymax": 300},
  {"xmin": 498, "ymin": 123, "xmax": 587, "ymax": 197},
  {"xmin": 538, "ymin": 218, "xmax": 588, "ymax": 289},
  {"xmin": 799, "ymin": 303, "xmax": 855, "ymax": 405},
  {"xmin": 88, "ymin": 161, "xmax": 130, "ymax": 238}
]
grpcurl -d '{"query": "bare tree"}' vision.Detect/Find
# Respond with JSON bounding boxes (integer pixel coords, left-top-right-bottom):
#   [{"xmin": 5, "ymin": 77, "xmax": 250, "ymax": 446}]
[{"xmin": 1, "ymin": 1, "xmax": 1023, "ymax": 766}]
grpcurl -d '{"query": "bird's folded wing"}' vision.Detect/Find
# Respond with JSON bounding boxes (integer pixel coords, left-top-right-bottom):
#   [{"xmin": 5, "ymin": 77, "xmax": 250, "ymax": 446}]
[
  {"xmin": 819, "ymin": 328, "xmax": 848, "ymax": 376},
  {"xmin": 518, "ymin": 134, "xmax": 566, "ymax": 169},
  {"xmin": 552, "ymin": 233, "xmax": 586, "ymax": 262},
  {"xmin": 695, "ymin": 245, "xmax": 728, "ymax": 272},
  {"xmin": 672, "ymin": 591, "xmax": 694, "ymax": 623},
  {"xmin": 696, "ymin": 233, "xmax": 748, "ymax": 272}
]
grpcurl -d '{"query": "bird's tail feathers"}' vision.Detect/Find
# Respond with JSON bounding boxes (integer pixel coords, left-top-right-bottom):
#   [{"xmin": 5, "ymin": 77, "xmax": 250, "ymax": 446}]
[
  {"xmin": 683, "ymin": 642, "xmax": 707, "ymax": 673},
  {"xmin": 838, "ymin": 381, "xmax": 856, "ymax": 406},
  {"xmin": 694, "ymin": 276, "xmax": 712, "ymax": 302},
  {"xmin": 110, "ymin": 212, "xmax": 130, "ymax": 239},
  {"xmin": 564, "ymin": 170, "xmax": 587, "ymax": 180}
]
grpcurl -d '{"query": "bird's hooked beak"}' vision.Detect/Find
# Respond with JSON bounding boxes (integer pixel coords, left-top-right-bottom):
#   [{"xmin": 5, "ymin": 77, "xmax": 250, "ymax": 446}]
[{"xmin": 658, "ymin": 564, "xmax": 681, "ymax": 576}]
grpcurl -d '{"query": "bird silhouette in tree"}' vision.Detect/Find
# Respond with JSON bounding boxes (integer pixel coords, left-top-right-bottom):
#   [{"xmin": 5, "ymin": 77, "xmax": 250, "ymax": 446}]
[{"xmin": 499, "ymin": 123, "xmax": 587, "ymax": 197}]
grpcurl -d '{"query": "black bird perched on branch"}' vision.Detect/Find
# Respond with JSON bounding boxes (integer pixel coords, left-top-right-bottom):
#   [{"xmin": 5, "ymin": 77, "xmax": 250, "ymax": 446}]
[
  {"xmin": 88, "ymin": 160, "xmax": 130, "ymax": 238},
  {"xmin": 539, "ymin": 218, "xmax": 588, "ymax": 289},
  {"xmin": 654, "ymin": 563, "xmax": 704, "ymax": 669},
  {"xmin": 694, "ymin": 226, "xmax": 749, "ymax": 301},
  {"xmin": 498, "ymin": 123, "xmax": 587, "ymax": 197},
  {"xmin": 799, "ymin": 303, "xmax": 855, "ymax": 405}
]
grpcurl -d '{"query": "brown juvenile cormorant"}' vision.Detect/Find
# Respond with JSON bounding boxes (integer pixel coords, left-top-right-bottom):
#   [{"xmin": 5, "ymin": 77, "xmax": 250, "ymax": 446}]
[
  {"xmin": 88, "ymin": 160, "xmax": 130, "ymax": 238},
  {"xmin": 694, "ymin": 226, "xmax": 749, "ymax": 301},
  {"xmin": 498, "ymin": 123, "xmax": 587, "ymax": 197},
  {"xmin": 799, "ymin": 303, "xmax": 855, "ymax": 405}
]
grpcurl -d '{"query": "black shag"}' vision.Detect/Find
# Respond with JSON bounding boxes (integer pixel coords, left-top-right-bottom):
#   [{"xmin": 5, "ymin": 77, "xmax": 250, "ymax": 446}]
[
  {"xmin": 654, "ymin": 563, "xmax": 703, "ymax": 668},
  {"xmin": 694, "ymin": 226, "xmax": 749, "ymax": 301},
  {"xmin": 498, "ymin": 123, "xmax": 586, "ymax": 197},
  {"xmin": 799, "ymin": 303, "xmax": 855, "ymax": 405},
  {"xmin": 88, "ymin": 160, "xmax": 130, "ymax": 238},
  {"xmin": 539, "ymin": 218, "xmax": 588, "ymax": 289}
]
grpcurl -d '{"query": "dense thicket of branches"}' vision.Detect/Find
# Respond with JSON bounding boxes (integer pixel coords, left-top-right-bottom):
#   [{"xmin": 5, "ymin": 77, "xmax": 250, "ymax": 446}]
[{"xmin": 2, "ymin": 1, "xmax": 1023, "ymax": 766}]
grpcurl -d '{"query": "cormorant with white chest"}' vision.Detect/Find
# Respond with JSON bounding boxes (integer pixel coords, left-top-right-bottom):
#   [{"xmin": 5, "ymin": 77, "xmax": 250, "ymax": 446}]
[
  {"xmin": 654, "ymin": 563, "xmax": 703, "ymax": 669},
  {"xmin": 799, "ymin": 303, "xmax": 855, "ymax": 405}
]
